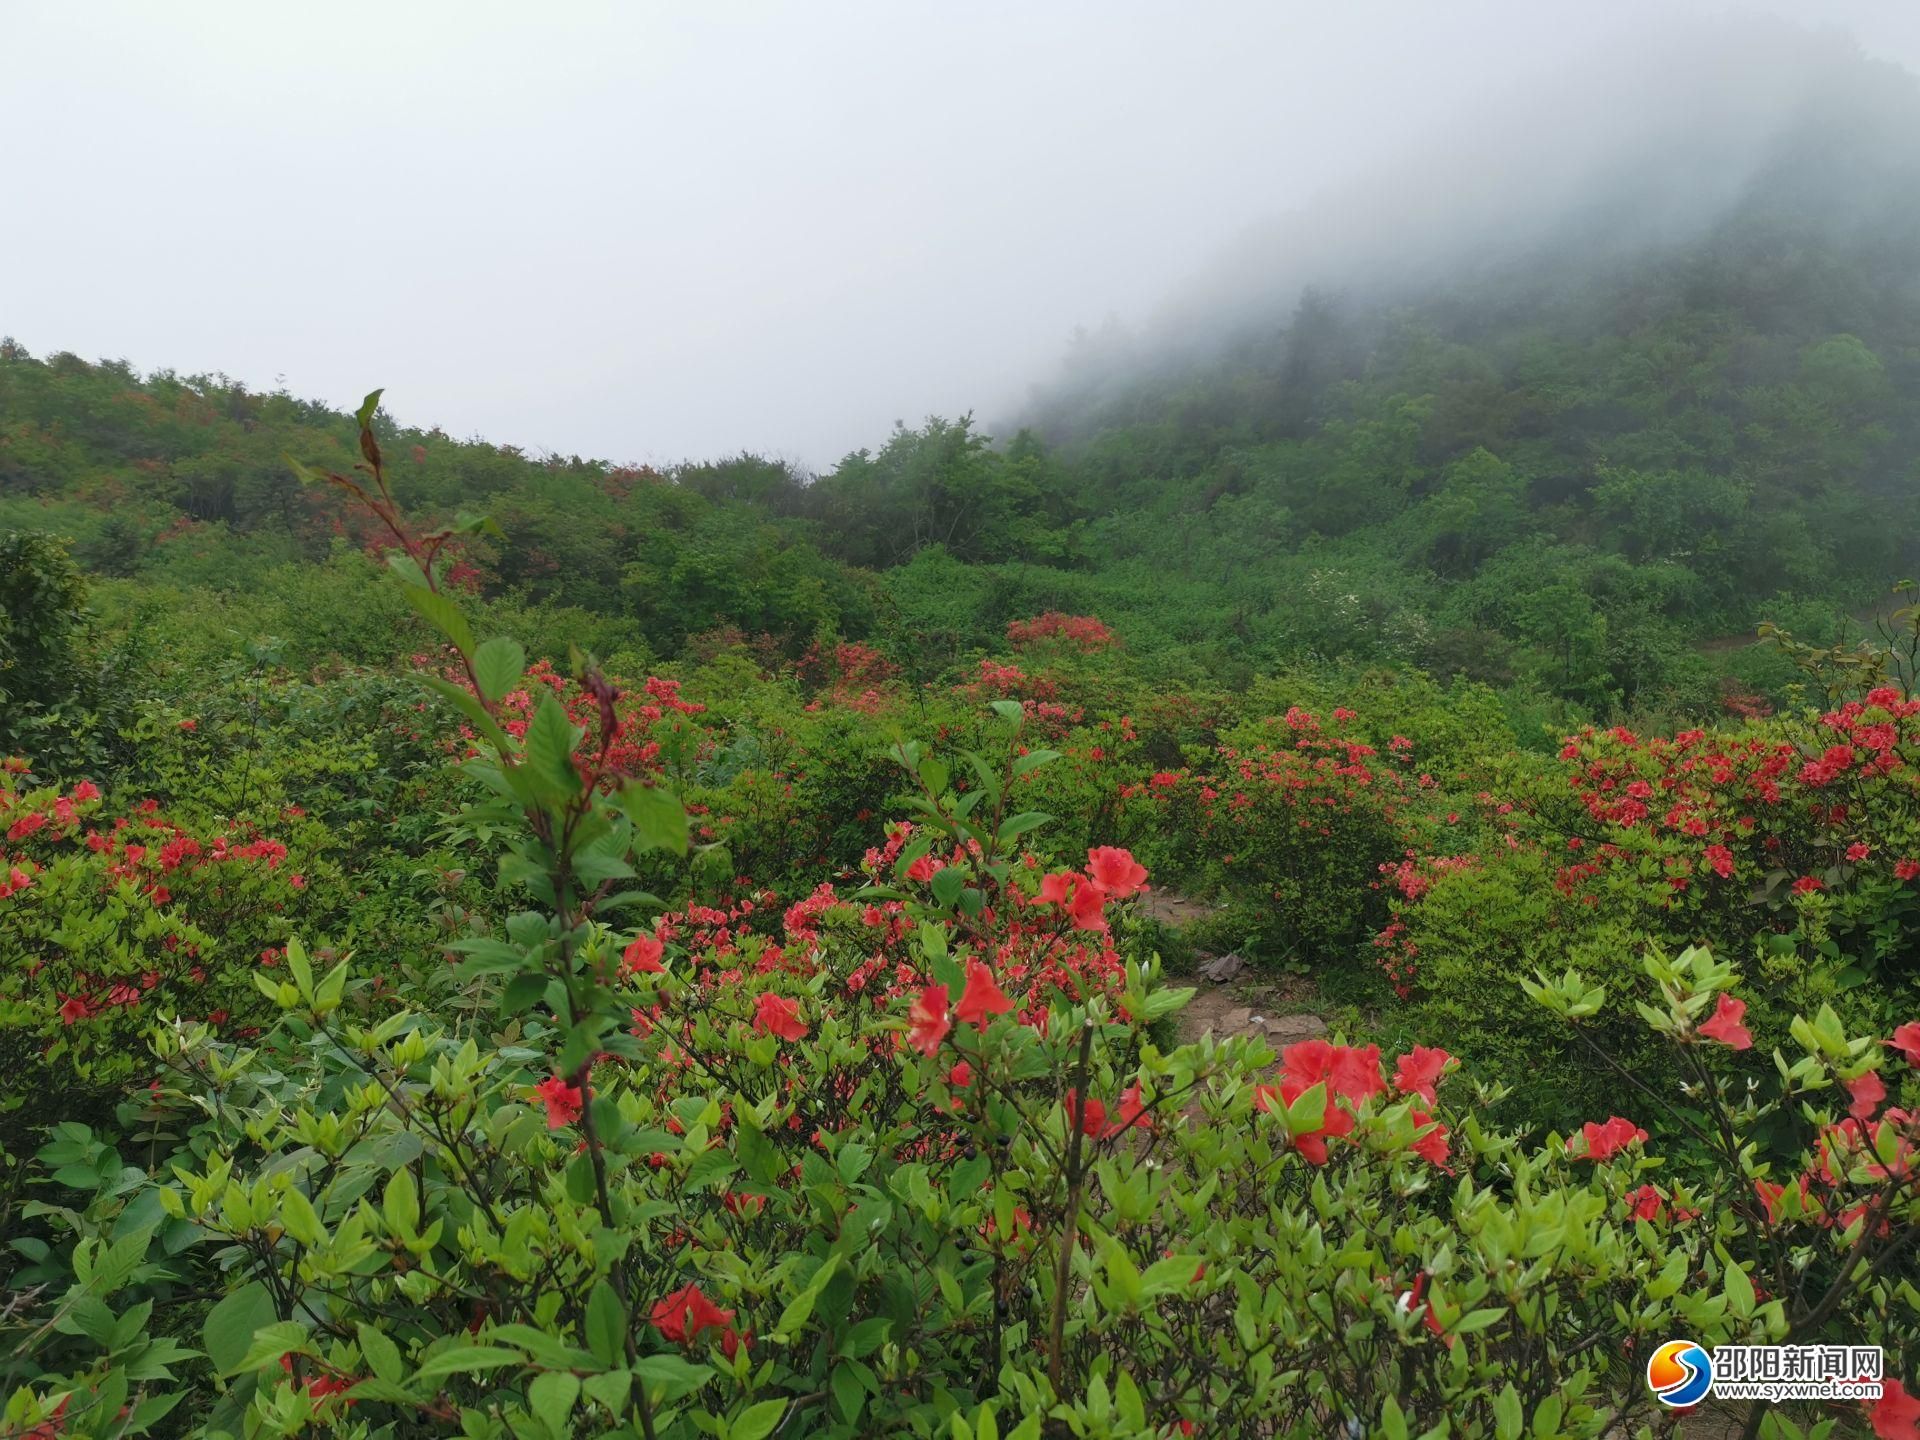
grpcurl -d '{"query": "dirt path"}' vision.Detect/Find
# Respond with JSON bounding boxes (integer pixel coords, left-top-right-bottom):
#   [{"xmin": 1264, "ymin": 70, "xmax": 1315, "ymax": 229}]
[{"xmin": 1140, "ymin": 888, "xmax": 1330, "ymax": 1049}]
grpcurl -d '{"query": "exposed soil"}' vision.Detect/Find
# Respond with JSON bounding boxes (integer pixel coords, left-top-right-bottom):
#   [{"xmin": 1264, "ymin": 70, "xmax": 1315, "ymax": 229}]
[{"xmin": 1142, "ymin": 888, "xmax": 1331, "ymax": 1050}]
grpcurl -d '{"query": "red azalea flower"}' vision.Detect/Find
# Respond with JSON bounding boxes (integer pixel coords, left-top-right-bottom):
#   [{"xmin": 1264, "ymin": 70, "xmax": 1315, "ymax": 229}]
[
  {"xmin": 948, "ymin": 1061, "xmax": 972, "ymax": 1089},
  {"xmin": 1896, "ymin": 859, "xmax": 1920, "ymax": 882},
  {"xmin": 1577, "ymin": 1116, "xmax": 1648, "ymax": 1161},
  {"xmin": 58, "ymin": 995, "xmax": 92, "ymax": 1025},
  {"xmin": 1393, "ymin": 1046, "xmax": 1451, "ymax": 1104},
  {"xmin": 1102, "ymin": 1083, "xmax": 1150, "ymax": 1137},
  {"xmin": 1846, "ymin": 1070, "xmax": 1886, "ymax": 1121},
  {"xmin": 1791, "ymin": 875, "xmax": 1824, "ymax": 895},
  {"xmin": 753, "ymin": 992, "xmax": 808, "ymax": 1042},
  {"xmin": 1698, "ymin": 993, "xmax": 1753, "ymax": 1051},
  {"xmin": 1409, "ymin": 1110, "xmax": 1450, "ymax": 1169},
  {"xmin": 1847, "ymin": 842, "xmax": 1872, "ymax": 862},
  {"xmin": 622, "ymin": 934, "xmax": 665, "ymax": 974},
  {"xmin": 953, "ymin": 959, "xmax": 1014, "ymax": 1028},
  {"xmin": 534, "ymin": 1075, "xmax": 583, "ymax": 1129},
  {"xmin": 1872, "ymin": 1379, "xmax": 1919, "ymax": 1440},
  {"xmin": 906, "ymin": 983, "xmax": 951, "ymax": 1056},
  {"xmin": 1626, "ymin": 1184, "xmax": 1665, "ymax": 1221},
  {"xmin": 1067, "ymin": 875, "xmax": 1110, "ymax": 931},
  {"xmin": 1066, "ymin": 1090, "xmax": 1107, "ymax": 1138},
  {"xmin": 1085, "ymin": 846, "xmax": 1147, "ymax": 898},
  {"xmin": 1891, "ymin": 1022, "xmax": 1920, "ymax": 1067},
  {"xmin": 649, "ymin": 1283, "xmax": 735, "ymax": 1346}
]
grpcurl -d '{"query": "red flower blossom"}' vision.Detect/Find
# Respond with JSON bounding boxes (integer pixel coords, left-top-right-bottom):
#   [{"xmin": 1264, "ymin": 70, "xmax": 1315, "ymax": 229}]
[
  {"xmin": 906, "ymin": 983, "xmax": 951, "ymax": 1056},
  {"xmin": 752, "ymin": 992, "xmax": 808, "ymax": 1042},
  {"xmin": 1577, "ymin": 1116, "xmax": 1648, "ymax": 1161},
  {"xmin": 1704, "ymin": 843, "xmax": 1735, "ymax": 879},
  {"xmin": 1392, "ymin": 1046, "xmax": 1451, "ymax": 1104},
  {"xmin": 1846, "ymin": 1070, "xmax": 1886, "ymax": 1121},
  {"xmin": 58, "ymin": 995, "xmax": 92, "ymax": 1025},
  {"xmin": 1282, "ymin": 1038, "xmax": 1385, "ymax": 1104},
  {"xmin": 1102, "ymin": 1082, "xmax": 1150, "ymax": 1138},
  {"xmin": 1066, "ymin": 1090, "xmax": 1107, "ymax": 1138},
  {"xmin": 1085, "ymin": 846, "xmax": 1147, "ymax": 899},
  {"xmin": 1067, "ymin": 875, "xmax": 1109, "ymax": 931},
  {"xmin": 953, "ymin": 959, "xmax": 1014, "ymax": 1028},
  {"xmin": 533, "ymin": 1075, "xmax": 583, "ymax": 1129},
  {"xmin": 1791, "ymin": 875, "xmax": 1824, "ymax": 895},
  {"xmin": 1892, "ymin": 1022, "xmax": 1920, "ymax": 1067},
  {"xmin": 1872, "ymin": 1379, "xmax": 1920, "ymax": 1440},
  {"xmin": 649, "ymin": 1283, "xmax": 735, "ymax": 1346},
  {"xmin": 1698, "ymin": 993, "xmax": 1753, "ymax": 1051},
  {"xmin": 1627, "ymin": 1184, "xmax": 1665, "ymax": 1221},
  {"xmin": 622, "ymin": 934, "xmax": 665, "ymax": 974},
  {"xmin": 1409, "ymin": 1110, "xmax": 1450, "ymax": 1169},
  {"xmin": 1847, "ymin": 842, "xmax": 1872, "ymax": 862},
  {"xmin": 1896, "ymin": 859, "xmax": 1920, "ymax": 882}
]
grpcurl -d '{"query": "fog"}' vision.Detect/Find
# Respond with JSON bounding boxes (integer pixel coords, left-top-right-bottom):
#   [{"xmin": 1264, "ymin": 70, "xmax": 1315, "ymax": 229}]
[{"xmin": 6, "ymin": 1, "xmax": 1920, "ymax": 469}]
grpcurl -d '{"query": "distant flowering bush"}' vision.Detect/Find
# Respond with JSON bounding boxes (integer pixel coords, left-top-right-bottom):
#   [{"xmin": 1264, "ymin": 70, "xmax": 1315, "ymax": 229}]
[
  {"xmin": 0, "ymin": 758, "xmax": 309, "ymax": 1098},
  {"xmin": 1006, "ymin": 611, "xmax": 1114, "ymax": 651},
  {"xmin": 1124, "ymin": 704, "xmax": 1432, "ymax": 956}
]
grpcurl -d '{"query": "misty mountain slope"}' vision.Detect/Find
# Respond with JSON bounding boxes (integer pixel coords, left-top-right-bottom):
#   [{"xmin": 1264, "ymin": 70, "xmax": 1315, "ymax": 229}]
[{"xmin": 947, "ymin": 36, "xmax": 1920, "ymax": 709}]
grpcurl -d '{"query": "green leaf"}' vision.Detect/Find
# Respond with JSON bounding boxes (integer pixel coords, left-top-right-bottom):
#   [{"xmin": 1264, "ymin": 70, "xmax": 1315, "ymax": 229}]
[
  {"xmin": 1725, "ymin": 1260, "xmax": 1756, "ymax": 1317},
  {"xmin": 355, "ymin": 388, "xmax": 385, "ymax": 429},
  {"xmin": 419, "ymin": 672, "xmax": 515, "ymax": 752},
  {"xmin": 633, "ymin": 1353, "xmax": 711, "ymax": 1404},
  {"xmin": 617, "ymin": 783, "xmax": 689, "ymax": 856},
  {"xmin": 529, "ymin": 1371, "xmax": 580, "ymax": 1422},
  {"xmin": 279, "ymin": 1186, "xmax": 324, "ymax": 1247},
  {"xmin": 731, "ymin": 1398, "xmax": 789, "ymax": 1440},
  {"xmin": 1011, "ymin": 749, "xmax": 1060, "ymax": 777},
  {"xmin": 1284, "ymin": 1081, "xmax": 1327, "ymax": 1137},
  {"xmin": 995, "ymin": 812, "xmax": 1052, "ymax": 844},
  {"xmin": 356, "ymin": 1322, "xmax": 404, "ymax": 1384},
  {"xmin": 384, "ymin": 1167, "xmax": 420, "ymax": 1237},
  {"xmin": 523, "ymin": 695, "xmax": 585, "ymax": 803},
  {"xmin": 585, "ymin": 1281, "xmax": 624, "ymax": 1368},
  {"xmin": 414, "ymin": 1345, "xmax": 523, "ymax": 1379},
  {"xmin": 400, "ymin": 582, "xmax": 476, "ymax": 660},
  {"xmin": 1494, "ymin": 1383, "xmax": 1523, "ymax": 1440},
  {"xmin": 582, "ymin": 1369, "xmax": 632, "ymax": 1414},
  {"xmin": 203, "ymin": 1282, "xmax": 276, "ymax": 1375},
  {"xmin": 473, "ymin": 637, "xmax": 527, "ymax": 703},
  {"xmin": 930, "ymin": 866, "xmax": 966, "ymax": 907},
  {"xmin": 234, "ymin": 1320, "xmax": 311, "ymax": 1375}
]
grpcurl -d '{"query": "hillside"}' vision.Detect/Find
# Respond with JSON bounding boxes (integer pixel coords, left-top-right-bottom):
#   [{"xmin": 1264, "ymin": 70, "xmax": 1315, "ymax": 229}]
[
  {"xmin": 6, "ymin": 23, "xmax": 1920, "ymax": 1437},
  {"xmin": 12, "ymin": 48, "xmax": 1920, "ymax": 720}
]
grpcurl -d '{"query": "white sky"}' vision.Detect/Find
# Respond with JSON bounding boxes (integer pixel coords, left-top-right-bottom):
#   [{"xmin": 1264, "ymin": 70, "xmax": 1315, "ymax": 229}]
[{"xmin": 7, "ymin": 1, "xmax": 1920, "ymax": 468}]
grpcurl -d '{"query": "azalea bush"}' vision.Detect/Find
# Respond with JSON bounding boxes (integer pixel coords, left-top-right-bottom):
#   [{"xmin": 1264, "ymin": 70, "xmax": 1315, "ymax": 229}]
[
  {"xmin": 1382, "ymin": 692, "xmax": 1920, "ymax": 1123},
  {"xmin": 1121, "ymin": 705, "xmax": 1436, "ymax": 963},
  {"xmin": 0, "ymin": 756, "xmax": 314, "ymax": 1121}
]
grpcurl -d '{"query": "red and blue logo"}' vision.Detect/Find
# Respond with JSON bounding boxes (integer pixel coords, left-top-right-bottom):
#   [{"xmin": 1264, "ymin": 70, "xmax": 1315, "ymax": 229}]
[{"xmin": 1647, "ymin": 1340, "xmax": 1714, "ymax": 1407}]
